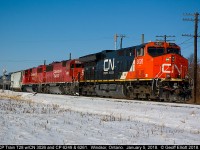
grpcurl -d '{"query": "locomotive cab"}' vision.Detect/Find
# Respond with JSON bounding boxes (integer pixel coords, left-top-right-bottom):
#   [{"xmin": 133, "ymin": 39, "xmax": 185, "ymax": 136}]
[
  {"xmin": 127, "ymin": 41, "xmax": 191, "ymax": 101},
  {"xmin": 132, "ymin": 42, "xmax": 188, "ymax": 80},
  {"xmin": 69, "ymin": 60, "xmax": 84, "ymax": 81},
  {"xmin": 144, "ymin": 42, "xmax": 188, "ymax": 80},
  {"xmin": 145, "ymin": 42, "xmax": 191, "ymax": 100}
]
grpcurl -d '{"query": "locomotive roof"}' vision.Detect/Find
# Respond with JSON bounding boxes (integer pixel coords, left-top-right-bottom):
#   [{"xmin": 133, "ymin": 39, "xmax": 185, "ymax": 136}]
[
  {"xmin": 79, "ymin": 50, "xmax": 113, "ymax": 62},
  {"xmin": 117, "ymin": 43, "xmax": 147, "ymax": 51},
  {"xmin": 79, "ymin": 43, "xmax": 148, "ymax": 62},
  {"xmin": 48, "ymin": 59, "xmax": 70, "ymax": 65}
]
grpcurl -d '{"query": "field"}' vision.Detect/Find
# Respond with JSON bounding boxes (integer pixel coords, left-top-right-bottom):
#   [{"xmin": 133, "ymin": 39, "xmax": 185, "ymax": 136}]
[{"xmin": 0, "ymin": 90, "xmax": 200, "ymax": 145}]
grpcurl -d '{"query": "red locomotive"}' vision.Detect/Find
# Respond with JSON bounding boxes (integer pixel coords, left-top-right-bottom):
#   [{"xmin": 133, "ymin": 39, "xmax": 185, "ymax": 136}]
[
  {"xmin": 12, "ymin": 41, "xmax": 192, "ymax": 102},
  {"xmin": 22, "ymin": 59, "xmax": 84, "ymax": 95},
  {"xmin": 125, "ymin": 42, "xmax": 188, "ymax": 79}
]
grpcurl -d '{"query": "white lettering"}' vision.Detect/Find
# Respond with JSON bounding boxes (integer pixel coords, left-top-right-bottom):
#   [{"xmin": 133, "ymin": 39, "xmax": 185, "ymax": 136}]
[
  {"xmin": 75, "ymin": 60, "xmax": 81, "ymax": 64},
  {"xmin": 136, "ymin": 58, "xmax": 143, "ymax": 65},
  {"xmin": 53, "ymin": 70, "xmax": 62, "ymax": 74},
  {"xmin": 53, "ymin": 70, "xmax": 62, "ymax": 78},
  {"xmin": 104, "ymin": 59, "xmax": 115, "ymax": 71},
  {"xmin": 31, "ymin": 73, "xmax": 37, "ymax": 77},
  {"xmin": 162, "ymin": 64, "xmax": 171, "ymax": 73},
  {"xmin": 175, "ymin": 64, "xmax": 181, "ymax": 74}
]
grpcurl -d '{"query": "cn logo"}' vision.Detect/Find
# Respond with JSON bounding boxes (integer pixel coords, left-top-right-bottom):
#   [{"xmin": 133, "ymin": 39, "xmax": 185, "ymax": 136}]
[
  {"xmin": 162, "ymin": 64, "xmax": 171, "ymax": 73},
  {"xmin": 104, "ymin": 58, "xmax": 115, "ymax": 71}
]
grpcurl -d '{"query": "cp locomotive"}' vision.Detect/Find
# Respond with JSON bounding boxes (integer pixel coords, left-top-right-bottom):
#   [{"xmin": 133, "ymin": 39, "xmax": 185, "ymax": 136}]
[{"xmin": 10, "ymin": 41, "xmax": 192, "ymax": 102}]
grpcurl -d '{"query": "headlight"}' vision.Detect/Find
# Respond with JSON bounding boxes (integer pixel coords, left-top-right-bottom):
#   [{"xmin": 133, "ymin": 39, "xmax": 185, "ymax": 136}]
[
  {"xmin": 172, "ymin": 56, "xmax": 175, "ymax": 62},
  {"xmin": 166, "ymin": 74, "xmax": 171, "ymax": 79}
]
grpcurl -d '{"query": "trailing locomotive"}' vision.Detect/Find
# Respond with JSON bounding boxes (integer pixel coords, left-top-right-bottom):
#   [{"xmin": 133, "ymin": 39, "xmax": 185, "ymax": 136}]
[
  {"xmin": 10, "ymin": 41, "xmax": 192, "ymax": 102},
  {"xmin": 21, "ymin": 59, "xmax": 83, "ymax": 95}
]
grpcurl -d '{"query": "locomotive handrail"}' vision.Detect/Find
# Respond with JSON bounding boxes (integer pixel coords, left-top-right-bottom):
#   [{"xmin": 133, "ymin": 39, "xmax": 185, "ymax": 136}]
[
  {"xmin": 154, "ymin": 66, "xmax": 162, "ymax": 79},
  {"xmin": 154, "ymin": 64, "xmax": 170, "ymax": 81},
  {"xmin": 152, "ymin": 64, "xmax": 170, "ymax": 91},
  {"xmin": 72, "ymin": 72, "xmax": 83, "ymax": 83}
]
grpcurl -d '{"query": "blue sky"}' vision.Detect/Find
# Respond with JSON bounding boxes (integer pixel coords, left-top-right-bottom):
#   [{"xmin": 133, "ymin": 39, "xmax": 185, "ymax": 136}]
[{"xmin": 0, "ymin": 0, "xmax": 199, "ymax": 72}]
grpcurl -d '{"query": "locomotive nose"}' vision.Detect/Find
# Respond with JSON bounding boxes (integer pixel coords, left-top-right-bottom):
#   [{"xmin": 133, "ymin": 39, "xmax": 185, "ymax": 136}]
[
  {"xmin": 171, "ymin": 55, "xmax": 180, "ymax": 78},
  {"xmin": 162, "ymin": 54, "xmax": 187, "ymax": 79},
  {"xmin": 162, "ymin": 54, "xmax": 176, "ymax": 79}
]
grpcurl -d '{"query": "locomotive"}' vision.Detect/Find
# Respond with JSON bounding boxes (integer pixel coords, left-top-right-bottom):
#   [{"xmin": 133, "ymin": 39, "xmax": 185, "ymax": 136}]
[{"xmin": 10, "ymin": 41, "xmax": 192, "ymax": 102}]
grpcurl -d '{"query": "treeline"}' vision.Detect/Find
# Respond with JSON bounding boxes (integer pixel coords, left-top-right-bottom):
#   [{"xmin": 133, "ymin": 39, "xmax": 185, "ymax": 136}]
[{"xmin": 187, "ymin": 54, "xmax": 200, "ymax": 103}]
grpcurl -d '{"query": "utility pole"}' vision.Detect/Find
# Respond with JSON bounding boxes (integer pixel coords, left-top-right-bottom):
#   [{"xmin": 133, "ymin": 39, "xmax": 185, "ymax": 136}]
[
  {"xmin": 156, "ymin": 35, "xmax": 175, "ymax": 42},
  {"xmin": 114, "ymin": 34, "xmax": 126, "ymax": 49},
  {"xmin": 183, "ymin": 12, "xmax": 199, "ymax": 104}
]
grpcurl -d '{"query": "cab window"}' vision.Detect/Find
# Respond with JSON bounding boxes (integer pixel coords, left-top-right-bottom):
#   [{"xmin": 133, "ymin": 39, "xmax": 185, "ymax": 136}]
[
  {"xmin": 76, "ymin": 64, "xmax": 82, "ymax": 68},
  {"xmin": 148, "ymin": 47, "xmax": 164, "ymax": 57},
  {"xmin": 167, "ymin": 48, "xmax": 180, "ymax": 55},
  {"xmin": 70, "ymin": 64, "xmax": 74, "ymax": 68},
  {"xmin": 136, "ymin": 47, "xmax": 144, "ymax": 56}
]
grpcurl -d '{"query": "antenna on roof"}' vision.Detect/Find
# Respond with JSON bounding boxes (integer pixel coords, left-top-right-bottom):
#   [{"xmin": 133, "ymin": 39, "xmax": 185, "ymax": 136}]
[
  {"xmin": 141, "ymin": 34, "xmax": 144, "ymax": 44},
  {"xmin": 156, "ymin": 35, "xmax": 175, "ymax": 42},
  {"xmin": 114, "ymin": 34, "xmax": 126, "ymax": 50},
  {"xmin": 114, "ymin": 34, "xmax": 118, "ymax": 50},
  {"xmin": 69, "ymin": 53, "xmax": 71, "ymax": 60}
]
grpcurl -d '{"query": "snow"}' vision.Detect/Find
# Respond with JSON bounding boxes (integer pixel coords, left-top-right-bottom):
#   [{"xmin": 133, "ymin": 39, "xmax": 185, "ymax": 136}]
[{"xmin": 0, "ymin": 90, "xmax": 200, "ymax": 145}]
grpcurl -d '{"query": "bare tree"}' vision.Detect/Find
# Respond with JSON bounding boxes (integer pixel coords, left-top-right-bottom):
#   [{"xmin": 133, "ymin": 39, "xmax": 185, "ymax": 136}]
[{"xmin": 187, "ymin": 54, "xmax": 200, "ymax": 102}]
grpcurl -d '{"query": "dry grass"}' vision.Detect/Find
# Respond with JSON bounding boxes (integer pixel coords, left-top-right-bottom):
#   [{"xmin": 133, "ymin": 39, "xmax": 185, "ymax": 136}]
[
  {"xmin": 0, "ymin": 94, "xmax": 22, "ymax": 101},
  {"xmin": 0, "ymin": 92, "xmax": 34, "ymax": 105},
  {"xmin": 196, "ymin": 96, "xmax": 200, "ymax": 105},
  {"xmin": 186, "ymin": 96, "xmax": 200, "ymax": 105},
  {"xmin": 1, "ymin": 90, "xmax": 200, "ymax": 145}
]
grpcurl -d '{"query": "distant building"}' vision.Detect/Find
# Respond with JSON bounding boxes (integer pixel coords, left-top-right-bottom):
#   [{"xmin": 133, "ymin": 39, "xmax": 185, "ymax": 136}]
[{"xmin": 0, "ymin": 74, "xmax": 11, "ymax": 90}]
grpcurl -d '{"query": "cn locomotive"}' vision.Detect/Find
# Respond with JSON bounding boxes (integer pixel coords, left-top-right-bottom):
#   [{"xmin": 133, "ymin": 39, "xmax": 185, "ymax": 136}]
[{"xmin": 10, "ymin": 41, "xmax": 192, "ymax": 102}]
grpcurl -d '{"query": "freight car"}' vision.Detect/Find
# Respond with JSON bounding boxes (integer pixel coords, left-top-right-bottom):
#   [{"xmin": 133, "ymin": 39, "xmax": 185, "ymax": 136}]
[
  {"xmin": 9, "ymin": 41, "xmax": 192, "ymax": 102},
  {"xmin": 10, "ymin": 71, "xmax": 22, "ymax": 91}
]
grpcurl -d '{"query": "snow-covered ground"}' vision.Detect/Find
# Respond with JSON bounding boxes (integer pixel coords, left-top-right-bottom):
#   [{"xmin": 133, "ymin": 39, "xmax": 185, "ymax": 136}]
[{"xmin": 0, "ymin": 90, "xmax": 200, "ymax": 145}]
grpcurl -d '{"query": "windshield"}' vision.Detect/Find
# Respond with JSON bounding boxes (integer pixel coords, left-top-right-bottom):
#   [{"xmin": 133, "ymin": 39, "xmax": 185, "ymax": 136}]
[
  {"xmin": 167, "ymin": 48, "xmax": 180, "ymax": 55},
  {"xmin": 148, "ymin": 47, "xmax": 165, "ymax": 57}
]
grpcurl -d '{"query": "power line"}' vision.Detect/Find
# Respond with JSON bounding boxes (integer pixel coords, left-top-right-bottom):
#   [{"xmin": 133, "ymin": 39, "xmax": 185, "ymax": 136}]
[
  {"xmin": 178, "ymin": 36, "xmax": 193, "ymax": 45},
  {"xmin": 178, "ymin": 32, "xmax": 200, "ymax": 45},
  {"xmin": 155, "ymin": 35, "xmax": 175, "ymax": 42},
  {"xmin": 0, "ymin": 60, "xmax": 43, "ymax": 63}
]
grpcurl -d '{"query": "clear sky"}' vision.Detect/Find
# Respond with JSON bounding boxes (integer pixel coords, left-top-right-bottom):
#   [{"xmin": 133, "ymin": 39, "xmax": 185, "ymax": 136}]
[{"xmin": 0, "ymin": 0, "xmax": 200, "ymax": 73}]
